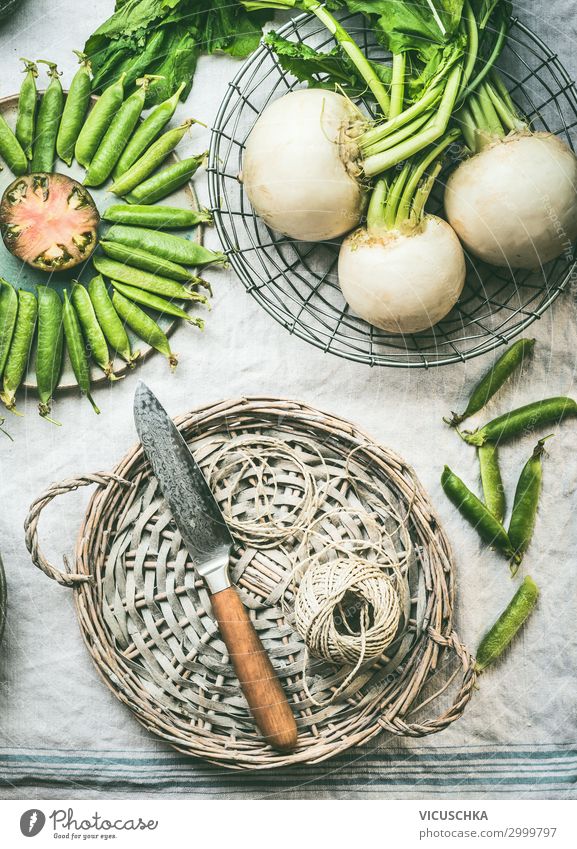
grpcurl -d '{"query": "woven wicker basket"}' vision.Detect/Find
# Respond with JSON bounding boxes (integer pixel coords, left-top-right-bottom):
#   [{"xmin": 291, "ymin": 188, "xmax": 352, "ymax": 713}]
[{"xmin": 25, "ymin": 397, "xmax": 476, "ymax": 770}]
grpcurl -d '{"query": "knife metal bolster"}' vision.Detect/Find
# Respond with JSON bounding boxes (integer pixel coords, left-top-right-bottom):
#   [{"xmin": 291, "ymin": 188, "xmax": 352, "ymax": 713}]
[{"xmin": 198, "ymin": 551, "xmax": 232, "ymax": 594}]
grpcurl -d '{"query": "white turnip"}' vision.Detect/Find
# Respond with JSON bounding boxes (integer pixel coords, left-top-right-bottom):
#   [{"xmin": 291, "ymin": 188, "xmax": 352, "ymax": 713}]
[
  {"xmin": 242, "ymin": 89, "xmax": 367, "ymax": 242},
  {"xmin": 338, "ymin": 132, "xmax": 466, "ymax": 334}
]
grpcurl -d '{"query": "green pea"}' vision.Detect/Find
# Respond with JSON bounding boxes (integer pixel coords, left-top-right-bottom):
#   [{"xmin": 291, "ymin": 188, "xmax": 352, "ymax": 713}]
[
  {"xmin": 125, "ymin": 153, "xmax": 207, "ymax": 205},
  {"xmin": 110, "ymin": 280, "xmax": 205, "ymax": 326},
  {"xmin": 0, "ymin": 279, "xmax": 19, "ymax": 379},
  {"xmin": 102, "ymin": 204, "xmax": 212, "ymax": 229},
  {"xmin": 62, "ymin": 290, "xmax": 100, "ymax": 414},
  {"xmin": 0, "ymin": 113, "xmax": 28, "ymax": 177},
  {"xmin": 0, "ymin": 289, "xmax": 37, "ymax": 413},
  {"xmin": 15, "ymin": 59, "xmax": 38, "ymax": 161},
  {"xmin": 84, "ymin": 76, "xmax": 158, "ymax": 187},
  {"xmin": 75, "ymin": 74, "xmax": 126, "ymax": 169},
  {"xmin": 88, "ymin": 274, "xmax": 139, "ymax": 367},
  {"xmin": 113, "ymin": 82, "xmax": 186, "ymax": 178},
  {"xmin": 31, "ymin": 62, "xmax": 64, "ymax": 173},
  {"xmin": 462, "ymin": 397, "xmax": 577, "ymax": 447},
  {"xmin": 476, "ymin": 576, "xmax": 539, "ymax": 672},
  {"xmin": 478, "ymin": 443, "xmax": 505, "ymax": 523},
  {"xmin": 441, "ymin": 465, "xmax": 516, "ymax": 561},
  {"xmin": 110, "ymin": 120, "xmax": 196, "ymax": 196},
  {"xmin": 99, "ymin": 240, "xmax": 199, "ymax": 283},
  {"xmin": 112, "ymin": 290, "xmax": 178, "ymax": 369},
  {"xmin": 508, "ymin": 437, "xmax": 551, "ymax": 568},
  {"xmin": 56, "ymin": 52, "xmax": 92, "ymax": 167},
  {"xmin": 70, "ymin": 282, "xmax": 119, "ymax": 381},
  {"xmin": 93, "ymin": 255, "xmax": 204, "ymax": 301},
  {"xmin": 447, "ymin": 338, "xmax": 536, "ymax": 427},
  {"xmin": 105, "ymin": 225, "xmax": 227, "ymax": 267},
  {"xmin": 36, "ymin": 285, "xmax": 64, "ymax": 424}
]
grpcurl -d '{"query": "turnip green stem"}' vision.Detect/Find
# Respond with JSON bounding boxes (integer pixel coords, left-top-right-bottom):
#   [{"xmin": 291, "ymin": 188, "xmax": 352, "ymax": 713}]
[
  {"xmin": 363, "ymin": 64, "xmax": 463, "ymax": 177},
  {"xmin": 361, "ymin": 111, "xmax": 432, "ymax": 159},
  {"xmin": 459, "ymin": 14, "xmax": 508, "ymax": 101},
  {"xmin": 242, "ymin": 0, "xmax": 391, "ymax": 114},
  {"xmin": 383, "ymin": 163, "xmax": 411, "ymax": 230},
  {"xmin": 477, "ymin": 83, "xmax": 505, "ymax": 137},
  {"xmin": 389, "ymin": 53, "xmax": 406, "ymax": 119},
  {"xmin": 394, "ymin": 129, "xmax": 461, "ymax": 225},
  {"xmin": 360, "ymin": 83, "xmax": 443, "ymax": 151},
  {"xmin": 460, "ymin": 2, "xmax": 479, "ymax": 92},
  {"xmin": 366, "ymin": 178, "xmax": 388, "ymax": 232},
  {"xmin": 410, "ymin": 161, "xmax": 442, "ymax": 224}
]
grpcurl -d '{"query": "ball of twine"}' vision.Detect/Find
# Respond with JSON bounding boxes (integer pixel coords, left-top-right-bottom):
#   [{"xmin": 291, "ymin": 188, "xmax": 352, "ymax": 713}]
[{"xmin": 294, "ymin": 557, "xmax": 402, "ymax": 703}]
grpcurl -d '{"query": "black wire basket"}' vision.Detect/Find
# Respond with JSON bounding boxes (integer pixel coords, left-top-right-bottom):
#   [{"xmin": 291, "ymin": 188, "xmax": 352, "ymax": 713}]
[{"xmin": 208, "ymin": 12, "xmax": 577, "ymax": 368}]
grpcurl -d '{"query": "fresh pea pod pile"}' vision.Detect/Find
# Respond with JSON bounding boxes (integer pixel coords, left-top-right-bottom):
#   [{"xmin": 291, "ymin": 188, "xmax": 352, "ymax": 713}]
[
  {"xmin": 441, "ymin": 338, "xmax": 576, "ymax": 672},
  {"xmin": 0, "ymin": 55, "xmax": 224, "ymax": 422}
]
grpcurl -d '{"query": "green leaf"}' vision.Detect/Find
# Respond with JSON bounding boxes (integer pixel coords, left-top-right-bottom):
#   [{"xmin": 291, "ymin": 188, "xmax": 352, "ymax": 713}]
[{"xmin": 343, "ymin": 0, "xmax": 465, "ymax": 52}]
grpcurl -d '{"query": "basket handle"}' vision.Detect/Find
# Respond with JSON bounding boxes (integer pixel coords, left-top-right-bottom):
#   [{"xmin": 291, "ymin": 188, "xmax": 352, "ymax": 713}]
[
  {"xmin": 379, "ymin": 628, "xmax": 477, "ymax": 738},
  {"xmin": 24, "ymin": 473, "xmax": 133, "ymax": 588}
]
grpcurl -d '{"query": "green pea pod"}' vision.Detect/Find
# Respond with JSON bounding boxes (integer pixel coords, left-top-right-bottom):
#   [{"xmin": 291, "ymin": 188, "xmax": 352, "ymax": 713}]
[
  {"xmin": 0, "ymin": 289, "xmax": 37, "ymax": 413},
  {"xmin": 447, "ymin": 338, "xmax": 536, "ymax": 427},
  {"xmin": 126, "ymin": 153, "xmax": 207, "ymax": 205},
  {"xmin": 0, "ymin": 279, "xmax": 19, "ymax": 379},
  {"xmin": 105, "ymin": 224, "xmax": 227, "ymax": 267},
  {"xmin": 62, "ymin": 290, "xmax": 100, "ymax": 414},
  {"xmin": 0, "ymin": 112, "xmax": 28, "ymax": 177},
  {"xmin": 70, "ymin": 282, "xmax": 120, "ymax": 381},
  {"xmin": 31, "ymin": 62, "xmax": 64, "ymax": 173},
  {"xmin": 441, "ymin": 465, "xmax": 517, "ymax": 561},
  {"xmin": 56, "ymin": 52, "xmax": 92, "ymax": 166},
  {"xmin": 15, "ymin": 59, "xmax": 38, "ymax": 161},
  {"xmin": 478, "ymin": 443, "xmax": 505, "ymax": 523},
  {"xmin": 75, "ymin": 74, "xmax": 126, "ymax": 169},
  {"xmin": 110, "ymin": 120, "xmax": 197, "ymax": 196},
  {"xmin": 462, "ymin": 397, "xmax": 577, "ymax": 446},
  {"xmin": 476, "ymin": 576, "xmax": 539, "ymax": 672},
  {"xmin": 99, "ymin": 240, "xmax": 199, "ymax": 283},
  {"xmin": 112, "ymin": 290, "xmax": 177, "ymax": 370},
  {"xmin": 507, "ymin": 437, "xmax": 551, "ymax": 568},
  {"xmin": 93, "ymin": 255, "xmax": 205, "ymax": 301},
  {"xmin": 103, "ymin": 204, "xmax": 212, "ymax": 229},
  {"xmin": 113, "ymin": 82, "xmax": 186, "ymax": 178},
  {"xmin": 109, "ymin": 280, "xmax": 205, "ymax": 326},
  {"xmin": 84, "ymin": 77, "xmax": 158, "ymax": 187},
  {"xmin": 36, "ymin": 285, "xmax": 64, "ymax": 424},
  {"xmin": 88, "ymin": 274, "xmax": 139, "ymax": 366}
]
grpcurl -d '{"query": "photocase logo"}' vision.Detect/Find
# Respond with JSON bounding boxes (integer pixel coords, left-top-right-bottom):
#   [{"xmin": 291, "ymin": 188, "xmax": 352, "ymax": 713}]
[{"xmin": 19, "ymin": 809, "xmax": 46, "ymax": 837}]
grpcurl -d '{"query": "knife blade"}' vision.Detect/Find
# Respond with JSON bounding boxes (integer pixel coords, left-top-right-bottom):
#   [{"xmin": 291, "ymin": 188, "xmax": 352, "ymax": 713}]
[{"xmin": 133, "ymin": 382, "xmax": 297, "ymax": 752}]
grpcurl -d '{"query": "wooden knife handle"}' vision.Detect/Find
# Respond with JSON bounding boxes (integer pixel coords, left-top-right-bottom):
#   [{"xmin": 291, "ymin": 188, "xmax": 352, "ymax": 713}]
[{"xmin": 211, "ymin": 586, "xmax": 298, "ymax": 752}]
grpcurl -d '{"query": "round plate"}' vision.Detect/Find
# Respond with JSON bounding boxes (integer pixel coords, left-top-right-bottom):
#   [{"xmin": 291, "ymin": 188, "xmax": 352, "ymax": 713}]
[
  {"xmin": 0, "ymin": 93, "xmax": 204, "ymax": 390},
  {"xmin": 209, "ymin": 13, "xmax": 577, "ymax": 368}
]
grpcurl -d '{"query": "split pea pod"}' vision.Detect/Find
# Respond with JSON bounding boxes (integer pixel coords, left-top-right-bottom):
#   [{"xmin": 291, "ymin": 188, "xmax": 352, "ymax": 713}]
[
  {"xmin": 113, "ymin": 82, "xmax": 186, "ymax": 178},
  {"xmin": 70, "ymin": 283, "xmax": 119, "ymax": 381},
  {"xmin": 75, "ymin": 74, "xmax": 125, "ymax": 168},
  {"xmin": 31, "ymin": 62, "xmax": 64, "ymax": 174},
  {"xmin": 84, "ymin": 76, "xmax": 159, "ymax": 187},
  {"xmin": 110, "ymin": 120, "xmax": 197, "ymax": 196},
  {"xmin": 112, "ymin": 291, "xmax": 178, "ymax": 369},
  {"xmin": 15, "ymin": 59, "xmax": 38, "ymax": 161},
  {"xmin": 478, "ymin": 443, "xmax": 505, "ymax": 523},
  {"xmin": 105, "ymin": 225, "xmax": 227, "ymax": 267},
  {"xmin": 0, "ymin": 289, "xmax": 37, "ymax": 413},
  {"xmin": 461, "ymin": 397, "xmax": 577, "ymax": 446},
  {"xmin": 93, "ymin": 255, "xmax": 206, "ymax": 301},
  {"xmin": 110, "ymin": 280, "xmax": 205, "ymax": 326},
  {"xmin": 125, "ymin": 153, "xmax": 207, "ymax": 205},
  {"xmin": 62, "ymin": 291, "xmax": 100, "ymax": 414},
  {"xmin": 441, "ymin": 465, "xmax": 517, "ymax": 561},
  {"xmin": 99, "ymin": 240, "xmax": 200, "ymax": 283},
  {"xmin": 0, "ymin": 279, "xmax": 19, "ymax": 379},
  {"xmin": 508, "ymin": 437, "xmax": 551, "ymax": 566},
  {"xmin": 88, "ymin": 274, "xmax": 139, "ymax": 366},
  {"xmin": 36, "ymin": 285, "xmax": 64, "ymax": 423},
  {"xmin": 0, "ymin": 112, "xmax": 28, "ymax": 177},
  {"xmin": 476, "ymin": 576, "xmax": 539, "ymax": 672},
  {"xmin": 103, "ymin": 204, "xmax": 212, "ymax": 229},
  {"xmin": 447, "ymin": 338, "xmax": 536, "ymax": 427},
  {"xmin": 56, "ymin": 52, "xmax": 92, "ymax": 166}
]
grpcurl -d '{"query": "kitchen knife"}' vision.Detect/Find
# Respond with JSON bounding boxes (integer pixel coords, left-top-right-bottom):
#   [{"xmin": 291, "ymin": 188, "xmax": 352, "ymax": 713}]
[{"xmin": 133, "ymin": 382, "xmax": 297, "ymax": 752}]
